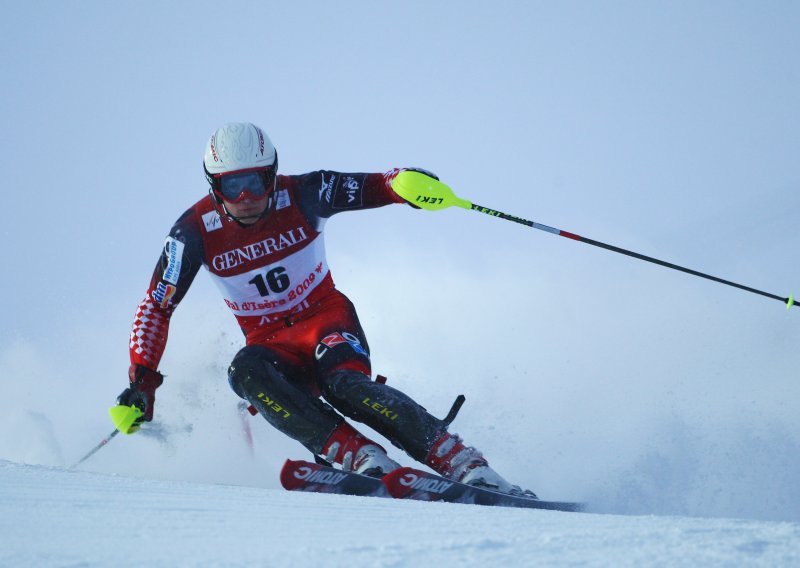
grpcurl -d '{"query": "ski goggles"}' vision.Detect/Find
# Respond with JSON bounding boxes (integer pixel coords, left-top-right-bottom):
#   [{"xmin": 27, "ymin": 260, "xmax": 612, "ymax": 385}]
[{"xmin": 214, "ymin": 167, "xmax": 276, "ymax": 203}]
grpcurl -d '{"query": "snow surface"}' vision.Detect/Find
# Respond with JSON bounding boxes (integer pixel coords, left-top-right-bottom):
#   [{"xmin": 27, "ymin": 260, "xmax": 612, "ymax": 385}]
[
  {"xmin": 2, "ymin": 460, "xmax": 798, "ymax": 567},
  {"xmin": 3, "ymin": 3, "xmax": 800, "ymax": 566},
  {"xmin": 0, "ymin": 461, "xmax": 800, "ymax": 566}
]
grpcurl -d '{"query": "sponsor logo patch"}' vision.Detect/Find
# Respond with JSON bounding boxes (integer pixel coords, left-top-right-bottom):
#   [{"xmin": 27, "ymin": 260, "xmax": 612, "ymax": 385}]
[
  {"xmin": 202, "ymin": 210, "xmax": 222, "ymax": 232},
  {"xmin": 362, "ymin": 397, "xmax": 399, "ymax": 421},
  {"xmin": 211, "ymin": 227, "xmax": 309, "ymax": 271},
  {"xmin": 162, "ymin": 237, "xmax": 185, "ymax": 284},
  {"xmin": 332, "ymin": 174, "xmax": 364, "ymax": 209},
  {"xmin": 274, "ymin": 189, "xmax": 291, "ymax": 210},
  {"xmin": 319, "ymin": 173, "xmax": 336, "ymax": 203},
  {"xmin": 293, "ymin": 465, "xmax": 348, "ymax": 485},
  {"xmin": 256, "ymin": 391, "xmax": 291, "ymax": 418},
  {"xmin": 256, "ymin": 127, "xmax": 265, "ymax": 156},
  {"xmin": 315, "ymin": 331, "xmax": 369, "ymax": 360},
  {"xmin": 152, "ymin": 282, "xmax": 177, "ymax": 308},
  {"xmin": 210, "ymin": 135, "xmax": 219, "ymax": 162},
  {"xmin": 398, "ymin": 472, "xmax": 453, "ymax": 494}
]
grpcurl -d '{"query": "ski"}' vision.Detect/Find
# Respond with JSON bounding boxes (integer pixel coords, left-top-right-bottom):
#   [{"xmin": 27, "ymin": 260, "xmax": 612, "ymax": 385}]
[
  {"xmin": 279, "ymin": 459, "xmax": 391, "ymax": 498},
  {"xmin": 382, "ymin": 467, "xmax": 585, "ymax": 512},
  {"xmin": 280, "ymin": 460, "xmax": 585, "ymax": 512}
]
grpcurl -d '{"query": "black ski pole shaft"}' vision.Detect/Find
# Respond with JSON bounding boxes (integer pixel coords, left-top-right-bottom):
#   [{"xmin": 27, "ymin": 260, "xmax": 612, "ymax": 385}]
[
  {"xmin": 470, "ymin": 202, "xmax": 797, "ymax": 310},
  {"xmin": 70, "ymin": 429, "xmax": 119, "ymax": 469}
]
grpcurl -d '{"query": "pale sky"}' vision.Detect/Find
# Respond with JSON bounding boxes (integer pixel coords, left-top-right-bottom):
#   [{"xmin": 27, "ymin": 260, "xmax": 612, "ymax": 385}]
[{"xmin": 1, "ymin": 2, "xmax": 799, "ymax": 521}]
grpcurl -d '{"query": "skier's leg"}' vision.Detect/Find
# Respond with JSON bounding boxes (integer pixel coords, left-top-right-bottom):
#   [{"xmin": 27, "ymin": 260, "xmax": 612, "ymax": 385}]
[
  {"xmin": 319, "ymin": 365, "xmax": 535, "ymax": 493},
  {"xmin": 319, "ymin": 368, "xmax": 448, "ymax": 460},
  {"xmin": 228, "ymin": 344, "xmax": 397, "ymax": 475},
  {"xmin": 310, "ymin": 307, "xmax": 446, "ymax": 461},
  {"xmin": 312, "ymin": 320, "xmax": 536, "ymax": 494},
  {"xmin": 228, "ymin": 344, "xmax": 342, "ymax": 454},
  {"xmin": 310, "ymin": 296, "xmax": 466, "ymax": 463},
  {"xmin": 307, "ymin": 292, "xmax": 534, "ymax": 490}
]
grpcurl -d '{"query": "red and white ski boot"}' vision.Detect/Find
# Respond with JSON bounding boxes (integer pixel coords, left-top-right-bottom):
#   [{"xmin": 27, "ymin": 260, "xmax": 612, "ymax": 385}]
[
  {"xmin": 425, "ymin": 432, "xmax": 537, "ymax": 498},
  {"xmin": 322, "ymin": 421, "xmax": 400, "ymax": 478}
]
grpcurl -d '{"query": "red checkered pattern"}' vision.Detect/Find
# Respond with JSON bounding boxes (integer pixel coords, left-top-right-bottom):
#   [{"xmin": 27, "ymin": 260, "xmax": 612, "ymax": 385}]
[{"xmin": 129, "ymin": 295, "xmax": 172, "ymax": 369}]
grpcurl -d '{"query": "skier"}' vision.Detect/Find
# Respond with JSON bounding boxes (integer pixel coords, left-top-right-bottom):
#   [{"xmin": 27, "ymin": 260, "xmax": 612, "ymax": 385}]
[{"xmin": 117, "ymin": 122, "xmax": 534, "ymax": 497}]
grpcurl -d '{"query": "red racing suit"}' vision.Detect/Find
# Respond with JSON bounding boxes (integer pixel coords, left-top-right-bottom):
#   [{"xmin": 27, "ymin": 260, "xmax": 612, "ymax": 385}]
[{"xmin": 129, "ymin": 169, "xmax": 406, "ymax": 388}]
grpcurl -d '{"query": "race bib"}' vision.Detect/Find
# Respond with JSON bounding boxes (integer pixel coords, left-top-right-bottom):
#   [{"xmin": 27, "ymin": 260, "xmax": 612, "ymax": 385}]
[{"xmin": 208, "ymin": 236, "xmax": 329, "ymax": 316}]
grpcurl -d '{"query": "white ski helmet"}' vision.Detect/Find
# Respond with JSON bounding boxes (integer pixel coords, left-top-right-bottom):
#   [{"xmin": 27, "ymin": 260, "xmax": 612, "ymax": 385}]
[{"xmin": 203, "ymin": 122, "xmax": 278, "ymax": 184}]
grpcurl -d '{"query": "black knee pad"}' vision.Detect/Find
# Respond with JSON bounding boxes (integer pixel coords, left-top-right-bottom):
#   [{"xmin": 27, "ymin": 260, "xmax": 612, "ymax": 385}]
[
  {"xmin": 320, "ymin": 368, "xmax": 371, "ymax": 400},
  {"xmin": 228, "ymin": 345, "xmax": 345, "ymax": 454},
  {"xmin": 227, "ymin": 345, "xmax": 284, "ymax": 399}
]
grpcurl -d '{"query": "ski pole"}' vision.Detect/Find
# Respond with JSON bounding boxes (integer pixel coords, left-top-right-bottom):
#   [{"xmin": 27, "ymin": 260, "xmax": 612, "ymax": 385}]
[
  {"xmin": 391, "ymin": 171, "xmax": 797, "ymax": 311},
  {"xmin": 70, "ymin": 403, "xmax": 146, "ymax": 468},
  {"xmin": 70, "ymin": 429, "xmax": 119, "ymax": 469}
]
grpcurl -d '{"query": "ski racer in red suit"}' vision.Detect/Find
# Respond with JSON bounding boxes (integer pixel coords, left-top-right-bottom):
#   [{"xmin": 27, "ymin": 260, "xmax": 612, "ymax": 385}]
[{"xmin": 118, "ymin": 122, "xmax": 534, "ymax": 496}]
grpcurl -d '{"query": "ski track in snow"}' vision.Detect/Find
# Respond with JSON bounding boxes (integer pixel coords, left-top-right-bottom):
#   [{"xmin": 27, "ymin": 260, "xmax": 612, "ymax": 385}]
[{"xmin": 2, "ymin": 460, "xmax": 798, "ymax": 567}]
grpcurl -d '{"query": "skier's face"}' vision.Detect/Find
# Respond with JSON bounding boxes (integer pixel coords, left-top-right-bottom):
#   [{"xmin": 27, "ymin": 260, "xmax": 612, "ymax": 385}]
[
  {"xmin": 223, "ymin": 195, "xmax": 269, "ymax": 225},
  {"xmin": 213, "ymin": 166, "xmax": 276, "ymax": 224},
  {"xmin": 216, "ymin": 169, "xmax": 273, "ymax": 202}
]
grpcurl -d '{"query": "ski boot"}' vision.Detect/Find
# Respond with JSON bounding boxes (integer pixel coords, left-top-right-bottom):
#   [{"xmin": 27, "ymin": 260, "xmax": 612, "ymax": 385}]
[
  {"xmin": 349, "ymin": 445, "xmax": 401, "ymax": 478},
  {"xmin": 426, "ymin": 432, "xmax": 538, "ymax": 498},
  {"xmin": 322, "ymin": 421, "xmax": 400, "ymax": 478}
]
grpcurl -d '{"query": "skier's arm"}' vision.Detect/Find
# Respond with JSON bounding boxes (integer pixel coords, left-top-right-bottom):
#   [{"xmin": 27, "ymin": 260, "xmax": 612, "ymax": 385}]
[
  {"xmin": 295, "ymin": 168, "xmax": 437, "ymax": 221},
  {"xmin": 120, "ymin": 209, "xmax": 203, "ymax": 429}
]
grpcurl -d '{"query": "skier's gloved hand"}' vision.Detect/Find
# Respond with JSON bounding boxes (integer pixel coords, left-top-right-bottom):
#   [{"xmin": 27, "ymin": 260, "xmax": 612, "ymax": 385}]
[
  {"xmin": 389, "ymin": 168, "xmax": 439, "ymax": 209},
  {"xmin": 404, "ymin": 167, "xmax": 438, "ymax": 181},
  {"xmin": 117, "ymin": 364, "xmax": 164, "ymax": 423}
]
